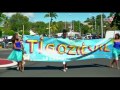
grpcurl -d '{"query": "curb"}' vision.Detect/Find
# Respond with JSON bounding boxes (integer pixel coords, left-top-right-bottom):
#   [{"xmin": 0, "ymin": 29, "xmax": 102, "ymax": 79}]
[{"xmin": 0, "ymin": 59, "xmax": 17, "ymax": 68}]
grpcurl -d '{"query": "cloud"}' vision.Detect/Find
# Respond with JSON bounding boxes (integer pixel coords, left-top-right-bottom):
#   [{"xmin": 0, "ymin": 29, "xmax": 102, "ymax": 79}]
[
  {"xmin": 3, "ymin": 13, "xmax": 16, "ymax": 17},
  {"xmin": 3, "ymin": 12, "xmax": 34, "ymax": 18},
  {"xmin": 21, "ymin": 13, "xmax": 34, "ymax": 18}
]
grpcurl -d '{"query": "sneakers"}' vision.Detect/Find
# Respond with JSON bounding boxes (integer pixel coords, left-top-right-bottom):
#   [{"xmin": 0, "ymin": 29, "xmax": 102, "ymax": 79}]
[
  {"xmin": 65, "ymin": 68, "xmax": 68, "ymax": 70},
  {"xmin": 110, "ymin": 65, "xmax": 114, "ymax": 68},
  {"xmin": 63, "ymin": 67, "xmax": 68, "ymax": 72},
  {"xmin": 63, "ymin": 69, "xmax": 66, "ymax": 72},
  {"xmin": 17, "ymin": 66, "xmax": 19, "ymax": 71}
]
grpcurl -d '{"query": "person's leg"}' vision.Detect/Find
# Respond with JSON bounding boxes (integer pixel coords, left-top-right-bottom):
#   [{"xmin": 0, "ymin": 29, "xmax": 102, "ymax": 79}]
[
  {"xmin": 19, "ymin": 61, "xmax": 24, "ymax": 72},
  {"xmin": 21, "ymin": 60, "xmax": 24, "ymax": 72},
  {"xmin": 65, "ymin": 63, "xmax": 68, "ymax": 70},
  {"xmin": 114, "ymin": 54, "xmax": 119, "ymax": 69},
  {"xmin": 114, "ymin": 51, "xmax": 119, "ymax": 69},
  {"xmin": 18, "ymin": 61, "xmax": 22, "ymax": 71},
  {"xmin": 111, "ymin": 49, "xmax": 118, "ymax": 68},
  {"xmin": 110, "ymin": 59, "xmax": 115, "ymax": 68},
  {"xmin": 17, "ymin": 62, "xmax": 19, "ymax": 70},
  {"xmin": 63, "ymin": 62, "xmax": 67, "ymax": 72},
  {"xmin": 115, "ymin": 60, "xmax": 119, "ymax": 69}
]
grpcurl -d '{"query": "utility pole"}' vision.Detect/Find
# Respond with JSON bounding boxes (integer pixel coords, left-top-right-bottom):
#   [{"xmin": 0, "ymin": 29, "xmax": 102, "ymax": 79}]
[
  {"xmin": 79, "ymin": 21, "xmax": 81, "ymax": 36},
  {"xmin": 101, "ymin": 13, "xmax": 103, "ymax": 38},
  {"xmin": 72, "ymin": 20, "xmax": 74, "ymax": 31},
  {"xmin": 23, "ymin": 25, "xmax": 24, "ymax": 35},
  {"xmin": 95, "ymin": 17, "xmax": 96, "ymax": 32},
  {"xmin": 49, "ymin": 13, "xmax": 51, "ymax": 37}
]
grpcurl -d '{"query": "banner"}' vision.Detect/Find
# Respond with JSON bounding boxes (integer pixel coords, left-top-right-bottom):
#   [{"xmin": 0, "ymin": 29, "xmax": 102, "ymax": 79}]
[{"xmin": 23, "ymin": 35, "xmax": 113, "ymax": 62}]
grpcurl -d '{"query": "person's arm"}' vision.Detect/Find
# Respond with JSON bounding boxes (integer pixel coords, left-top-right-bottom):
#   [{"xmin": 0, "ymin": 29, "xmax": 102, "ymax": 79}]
[{"xmin": 20, "ymin": 41, "xmax": 24, "ymax": 50}]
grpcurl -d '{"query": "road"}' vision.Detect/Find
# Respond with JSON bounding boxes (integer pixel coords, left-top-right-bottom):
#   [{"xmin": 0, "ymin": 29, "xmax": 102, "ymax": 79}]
[{"xmin": 0, "ymin": 49, "xmax": 120, "ymax": 77}]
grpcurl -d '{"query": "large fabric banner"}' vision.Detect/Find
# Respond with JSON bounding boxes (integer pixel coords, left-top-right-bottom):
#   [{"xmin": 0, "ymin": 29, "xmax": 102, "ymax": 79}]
[{"xmin": 23, "ymin": 35, "xmax": 113, "ymax": 62}]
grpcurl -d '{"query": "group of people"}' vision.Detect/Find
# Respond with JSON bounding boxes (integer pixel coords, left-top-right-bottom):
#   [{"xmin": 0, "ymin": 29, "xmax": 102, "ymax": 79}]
[{"xmin": 7, "ymin": 30, "xmax": 120, "ymax": 73}]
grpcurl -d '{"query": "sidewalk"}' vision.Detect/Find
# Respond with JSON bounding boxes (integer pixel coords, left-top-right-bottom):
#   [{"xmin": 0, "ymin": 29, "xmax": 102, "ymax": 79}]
[{"xmin": 0, "ymin": 48, "xmax": 12, "ymax": 51}]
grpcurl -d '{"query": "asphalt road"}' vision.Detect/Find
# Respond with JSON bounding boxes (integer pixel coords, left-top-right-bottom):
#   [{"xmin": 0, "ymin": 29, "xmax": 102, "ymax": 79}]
[{"xmin": 0, "ymin": 49, "xmax": 120, "ymax": 77}]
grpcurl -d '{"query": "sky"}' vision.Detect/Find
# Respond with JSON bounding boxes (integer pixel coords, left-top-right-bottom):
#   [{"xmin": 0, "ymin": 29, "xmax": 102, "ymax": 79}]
[{"xmin": 3, "ymin": 12, "xmax": 110, "ymax": 23}]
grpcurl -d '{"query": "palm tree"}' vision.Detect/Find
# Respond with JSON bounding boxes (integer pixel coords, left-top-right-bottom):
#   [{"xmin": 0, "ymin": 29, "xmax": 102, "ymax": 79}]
[
  {"xmin": 44, "ymin": 12, "xmax": 58, "ymax": 23},
  {"xmin": 50, "ymin": 22, "xmax": 58, "ymax": 35},
  {"xmin": 44, "ymin": 12, "xmax": 58, "ymax": 36}
]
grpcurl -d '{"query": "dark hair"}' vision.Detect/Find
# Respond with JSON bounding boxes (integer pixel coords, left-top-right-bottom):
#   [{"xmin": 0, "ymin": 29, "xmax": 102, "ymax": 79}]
[
  {"xmin": 62, "ymin": 29, "xmax": 67, "ymax": 39},
  {"xmin": 115, "ymin": 33, "xmax": 120, "ymax": 39},
  {"xmin": 62, "ymin": 29, "xmax": 67, "ymax": 34},
  {"xmin": 11, "ymin": 32, "xmax": 18, "ymax": 43}
]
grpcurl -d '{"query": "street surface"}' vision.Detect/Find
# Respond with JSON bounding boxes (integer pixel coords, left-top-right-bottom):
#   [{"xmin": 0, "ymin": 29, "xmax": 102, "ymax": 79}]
[{"xmin": 0, "ymin": 49, "xmax": 120, "ymax": 77}]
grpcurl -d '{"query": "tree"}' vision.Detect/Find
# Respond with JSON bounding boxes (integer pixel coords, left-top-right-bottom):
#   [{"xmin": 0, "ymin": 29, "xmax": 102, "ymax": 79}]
[
  {"xmin": 111, "ymin": 13, "xmax": 120, "ymax": 29},
  {"xmin": 3, "ymin": 17, "xmax": 10, "ymax": 29},
  {"xmin": 96, "ymin": 14, "xmax": 106, "ymax": 26},
  {"xmin": 108, "ymin": 12, "xmax": 114, "ymax": 18},
  {"xmin": 0, "ymin": 13, "xmax": 6, "ymax": 24},
  {"xmin": 57, "ymin": 21, "xmax": 65, "ymax": 32},
  {"xmin": 0, "ymin": 30, "xmax": 2, "ymax": 37},
  {"xmin": 44, "ymin": 12, "xmax": 58, "ymax": 23},
  {"xmin": 4, "ymin": 29, "xmax": 14, "ymax": 35},
  {"xmin": 50, "ymin": 21, "xmax": 58, "ymax": 35},
  {"xmin": 31, "ymin": 21, "xmax": 47, "ymax": 35},
  {"xmin": 9, "ymin": 13, "xmax": 30, "ymax": 32},
  {"xmin": 81, "ymin": 25, "xmax": 90, "ymax": 34},
  {"xmin": 44, "ymin": 12, "xmax": 58, "ymax": 35}
]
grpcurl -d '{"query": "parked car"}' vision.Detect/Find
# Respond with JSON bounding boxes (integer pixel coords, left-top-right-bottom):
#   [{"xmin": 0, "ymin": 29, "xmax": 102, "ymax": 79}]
[{"xmin": 6, "ymin": 42, "xmax": 13, "ymax": 48}]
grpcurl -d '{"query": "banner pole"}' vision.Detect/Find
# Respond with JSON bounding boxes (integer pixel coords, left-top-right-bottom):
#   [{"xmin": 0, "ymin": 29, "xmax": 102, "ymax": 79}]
[{"xmin": 22, "ymin": 25, "xmax": 24, "ymax": 71}]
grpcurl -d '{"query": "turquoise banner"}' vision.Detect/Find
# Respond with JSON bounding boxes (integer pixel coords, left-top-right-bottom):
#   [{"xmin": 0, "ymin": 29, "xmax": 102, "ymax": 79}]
[{"xmin": 23, "ymin": 35, "xmax": 113, "ymax": 62}]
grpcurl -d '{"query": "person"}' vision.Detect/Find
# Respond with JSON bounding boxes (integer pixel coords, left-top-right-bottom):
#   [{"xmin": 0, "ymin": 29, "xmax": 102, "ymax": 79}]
[
  {"xmin": 7, "ymin": 32, "xmax": 24, "ymax": 72},
  {"xmin": 62, "ymin": 29, "xmax": 68, "ymax": 72},
  {"xmin": 4, "ymin": 37, "xmax": 8, "ymax": 48},
  {"xmin": 110, "ymin": 33, "xmax": 120, "ymax": 69}
]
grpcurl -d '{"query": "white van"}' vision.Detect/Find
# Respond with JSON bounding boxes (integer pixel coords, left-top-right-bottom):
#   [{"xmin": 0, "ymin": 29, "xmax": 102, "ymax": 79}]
[{"xmin": 105, "ymin": 30, "xmax": 120, "ymax": 38}]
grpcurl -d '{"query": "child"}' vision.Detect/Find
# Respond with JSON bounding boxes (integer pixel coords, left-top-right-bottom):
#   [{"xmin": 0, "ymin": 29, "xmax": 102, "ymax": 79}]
[
  {"xmin": 7, "ymin": 32, "xmax": 24, "ymax": 72},
  {"xmin": 110, "ymin": 33, "xmax": 120, "ymax": 69}
]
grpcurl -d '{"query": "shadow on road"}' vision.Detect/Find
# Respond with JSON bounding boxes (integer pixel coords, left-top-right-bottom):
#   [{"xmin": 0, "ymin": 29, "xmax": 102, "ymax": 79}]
[{"xmin": 7, "ymin": 63, "xmax": 109, "ymax": 71}]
